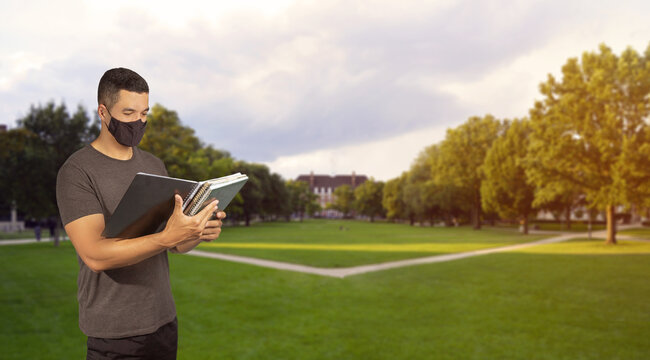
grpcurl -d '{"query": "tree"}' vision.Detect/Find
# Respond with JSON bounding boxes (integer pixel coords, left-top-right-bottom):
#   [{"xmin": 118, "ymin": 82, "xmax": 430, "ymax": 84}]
[
  {"xmin": 305, "ymin": 194, "xmax": 322, "ymax": 218},
  {"xmin": 481, "ymin": 119, "xmax": 537, "ymax": 234},
  {"xmin": 329, "ymin": 184, "xmax": 355, "ymax": 218},
  {"xmin": 262, "ymin": 173, "xmax": 291, "ymax": 221},
  {"xmin": 139, "ymin": 104, "xmax": 232, "ymax": 180},
  {"xmin": 433, "ymin": 115, "xmax": 505, "ymax": 229},
  {"xmin": 403, "ymin": 145, "xmax": 444, "ymax": 226},
  {"xmin": 533, "ymin": 186, "xmax": 583, "ymax": 231},
  {"xmin": 382, "ymin": 173, "xmax": 409, "ymax": 223},
  {"xmin": 0, "ymin": 129, "xmax": 50, "ymax": 216},
  {"xmin": 231, "ymin": 161, "xmax": 268, "ymax": 226},
  {"xmin": 525, "ymin": 44, "xmax": 650, "ymax": 244},
  {"xmin": 138, "ymin": 104, "xmax": 295, "ymax": 225},
  {"xmin": 354, "ymin": 178, "xmax": 385, "ymax": 222},
  {"xmin": 3, "ymin": 102, "xmax": 99, "ymax": 245},
  {"xmin": 286, "ymin": 180, "xmax": 319, "ymax": 221}
]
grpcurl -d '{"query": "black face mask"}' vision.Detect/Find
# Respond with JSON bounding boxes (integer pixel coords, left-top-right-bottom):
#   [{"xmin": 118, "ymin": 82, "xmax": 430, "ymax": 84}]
[{"xmin": 105, "ymin": 109, "xmax": 147, "ymax": 147}]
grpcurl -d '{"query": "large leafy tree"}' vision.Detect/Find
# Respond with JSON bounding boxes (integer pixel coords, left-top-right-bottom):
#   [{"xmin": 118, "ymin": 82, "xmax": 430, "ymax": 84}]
[
  {"xmin": 433, "ymin": 114, "xmax": 505, "ymax": 229},
  {"xmin": 403, "ymin": 145, "xmax": 444, "ymax": 226},
  {"xmin": 532, "ymin": 185, "xmax": 583, "ymax": 231},
  {"xmin": 139, "ymin": 104, "xmax": 232, "ymax": 180},
  {"xmin": 481, "ymin": 119, "xmax": 537, "ymax": 234},
  {"xmin": 0, "ymin": 129, "xmax": 50, "ymax": 217},
  {"xmin": 382, "ymin": 172, "xmax": 409, "ymax": 223},
  {"xmin": 262, "ymin": 173, "xmax": 291, "ymax": 221},
  {"xmin": 0, "ymin": 102, "xmax": 99, "ymax": 244},
  {"xmin": 525, "ymin": 44, "xmax": 650, "ymax": 244},
  {"xmin": 354, "ymin": 178, "xmax": 385, "ymax": 222},
  {"xmin": 286, "ymin": 180, "xmax": 319, "ymax": 221},
  {"xmin": 329, "ymin": 184, "xmax": 355, "ymax": 218},
  {"xmin": 231, "ymin": 161, "xmax": 268, "ymax": 226},
  {"xmin": 230, "ymin": 161, "xmax": 289, "ymax": 225},
  {"xmin": 21, "ymin": 103, "xmax": 99, "ymax": 218},
  {"xmin": 425, "ymin": 145, "xmax": 469, "ymax": 226}
]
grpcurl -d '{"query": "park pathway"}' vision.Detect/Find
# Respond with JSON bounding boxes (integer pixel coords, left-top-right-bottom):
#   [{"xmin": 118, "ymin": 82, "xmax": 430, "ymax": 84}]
[
  {"xmin": 0, "ymin": 237, "xmax": 68, "ymax": 245},
  {"xmin": 187, "ymin": 228, "xmax": 623, "ymax": 278}
]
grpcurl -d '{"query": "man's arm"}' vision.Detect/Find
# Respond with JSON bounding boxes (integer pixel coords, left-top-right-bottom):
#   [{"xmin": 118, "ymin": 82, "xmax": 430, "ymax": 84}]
[
  {"xmin": 170, "ymin": 210, "xmax": 227, "ymax": 254},
  {"xmin": 65, "ymin": 194, "xmax": 218, "ymax": 273}
]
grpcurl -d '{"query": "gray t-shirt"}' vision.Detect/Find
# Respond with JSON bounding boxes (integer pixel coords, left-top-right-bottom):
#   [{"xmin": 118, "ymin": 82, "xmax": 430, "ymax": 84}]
[{"xmin": 56, "ymin": 145, "xmax": 176, "ymax": 338}]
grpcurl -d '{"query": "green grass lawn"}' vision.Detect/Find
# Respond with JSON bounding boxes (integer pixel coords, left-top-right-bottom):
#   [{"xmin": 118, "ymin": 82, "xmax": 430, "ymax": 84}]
[
  {"xmin": 619, "ymin": 227, "xmax": 650, "ymax": 239},
  {"xmin": 199, "ymin": 220, "xmax": 548, "ymax": 267},
  {"xmin": 1, "ymin": 221, "xmax": 649, "ymax": 359}
]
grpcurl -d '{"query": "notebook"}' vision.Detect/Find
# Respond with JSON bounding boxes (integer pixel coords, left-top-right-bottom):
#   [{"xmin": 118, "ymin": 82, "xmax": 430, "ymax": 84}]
[{"xmin": 103, "ymin": 172, "xmax": 248, "ymax": 238}]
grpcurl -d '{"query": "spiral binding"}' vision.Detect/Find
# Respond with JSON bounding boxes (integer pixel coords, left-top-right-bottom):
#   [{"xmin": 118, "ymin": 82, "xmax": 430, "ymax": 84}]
[{"xmin": 185, "ymin": 183, "xmax": 211, "ymax": 215}]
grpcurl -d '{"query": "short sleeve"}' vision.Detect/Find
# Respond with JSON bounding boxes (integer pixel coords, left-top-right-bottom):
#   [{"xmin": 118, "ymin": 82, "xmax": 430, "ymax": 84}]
[
  {"xmin": 159, "ymin": 158, "xmax": 169, "ymax": 177},
  {"xmin": 56, "ymin": 161, "xmax": 103, "ymax": 226}
]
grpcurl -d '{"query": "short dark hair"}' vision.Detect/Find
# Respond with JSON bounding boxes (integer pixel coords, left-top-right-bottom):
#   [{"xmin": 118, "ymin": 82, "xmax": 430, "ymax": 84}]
[{"xmin": 97, "ymin": 68, "xmax": 149, "ymax": 110}]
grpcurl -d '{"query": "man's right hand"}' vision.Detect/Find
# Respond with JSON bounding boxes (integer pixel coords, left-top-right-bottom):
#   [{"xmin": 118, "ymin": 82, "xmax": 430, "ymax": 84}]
[{"xmin": 157, "ymin": 194, "xmax": 218, "ymax": 248}]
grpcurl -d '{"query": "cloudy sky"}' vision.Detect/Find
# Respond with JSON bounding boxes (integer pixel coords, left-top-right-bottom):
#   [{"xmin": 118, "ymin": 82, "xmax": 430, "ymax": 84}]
[{"xmin": 1, "ymin": 0, "xmax": 649, "ymax": 181}]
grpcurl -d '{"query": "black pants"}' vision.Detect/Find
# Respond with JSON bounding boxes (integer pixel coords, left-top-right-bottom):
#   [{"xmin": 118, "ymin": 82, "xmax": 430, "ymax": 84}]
[{"xmin": 86, "ymin": 318, "xmax": 178, "ymax": 360}]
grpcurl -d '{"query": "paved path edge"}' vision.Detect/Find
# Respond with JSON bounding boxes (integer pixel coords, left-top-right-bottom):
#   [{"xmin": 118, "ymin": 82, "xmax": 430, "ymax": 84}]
[{"xmin": 187, "ymin": 229, "xmax": 622, "ymax": 278}]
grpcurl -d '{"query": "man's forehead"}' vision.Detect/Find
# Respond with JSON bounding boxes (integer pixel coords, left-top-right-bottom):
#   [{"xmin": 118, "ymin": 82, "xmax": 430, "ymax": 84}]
[{"xmin": 114, "ymin": 90, "xmax": 149, "ymax": 111}]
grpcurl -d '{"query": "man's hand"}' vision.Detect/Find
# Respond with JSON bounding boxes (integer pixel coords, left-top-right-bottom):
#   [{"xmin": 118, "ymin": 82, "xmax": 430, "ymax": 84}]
[
  {"xmin": 201, "ymin": 210, "xmax": 227, "ymax": 242},
  {"xmin": 169, "ymin": 203, "xmax": 227, "ymax": 254},
  {"xmin": 157, "ymin": 194, "xmax": 218, "ymax": 248}
]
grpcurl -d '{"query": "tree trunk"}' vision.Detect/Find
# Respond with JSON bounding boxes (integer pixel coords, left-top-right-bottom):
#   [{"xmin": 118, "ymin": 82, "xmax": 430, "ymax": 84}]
[
  {"xmin": 565, "ymin": 205, "xmax": 572, "ymax": 230},
  {"xmin": 472, "ymin": 205, "xmax": 481, "ymax": 230},
  {"xmin": 521, "ymin": 216, "xmax": 529, "ymax": 235},
  {"xmin": 472, "ymin": 190, "xmax": 481, "ymax": 230},
  {"xmin": 245, "ymin": 214, "xmax": 251, "ymax": 227},
  {"xmin": 605, "ymin": 205, "xmax": 617, "ymax": 245}
]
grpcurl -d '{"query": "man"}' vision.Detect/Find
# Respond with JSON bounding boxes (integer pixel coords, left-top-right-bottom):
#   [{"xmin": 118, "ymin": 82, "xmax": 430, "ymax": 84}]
[{"xmin": 56, "ymin": 67, "xmax": 225, "ymax": 359}]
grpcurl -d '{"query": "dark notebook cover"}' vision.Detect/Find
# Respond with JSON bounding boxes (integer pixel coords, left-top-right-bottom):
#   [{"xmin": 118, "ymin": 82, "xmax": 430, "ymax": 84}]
[{"xmin": 103, "ymin": 173, "xmax": 197, "ymax": 238}]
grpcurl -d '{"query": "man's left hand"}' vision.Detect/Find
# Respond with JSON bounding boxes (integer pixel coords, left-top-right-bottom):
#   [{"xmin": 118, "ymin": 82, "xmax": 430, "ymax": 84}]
[{"xmin": 201, "ymin": 211, "xmax": 226, "ymax": 242}]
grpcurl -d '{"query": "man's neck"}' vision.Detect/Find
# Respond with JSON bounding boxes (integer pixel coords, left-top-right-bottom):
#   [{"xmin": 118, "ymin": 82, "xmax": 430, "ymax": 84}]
[{"xmin": 91, "ymin": 131, "xmax": 134, "ymax": 160}]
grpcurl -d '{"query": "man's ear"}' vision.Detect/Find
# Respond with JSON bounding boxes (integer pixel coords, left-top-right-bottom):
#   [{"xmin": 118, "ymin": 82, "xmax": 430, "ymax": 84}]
[{"xmin": 97, "ymin": 104, "xmax": 107, "ymax": 121}]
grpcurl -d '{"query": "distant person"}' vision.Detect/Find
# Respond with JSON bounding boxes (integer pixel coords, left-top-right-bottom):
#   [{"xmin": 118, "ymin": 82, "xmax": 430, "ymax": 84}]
[
  {"xmin": 34, "ymin": 220, "xmax": 41, "ymax": 241},
  {"xmin": 56, "ymin": 68, "xmax": 226, "ymax": 360}
]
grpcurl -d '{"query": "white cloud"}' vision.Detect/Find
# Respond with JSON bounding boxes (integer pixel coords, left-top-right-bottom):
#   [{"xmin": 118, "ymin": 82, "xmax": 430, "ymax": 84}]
[
  {"xmin": 0, "ymin": 52, "xmax": 50, "ymax": 91},
  {"xmin": 2, "ymin": 0, "xmax": 650, "ymax": 181},
  {"xmin": 434, "ymin": 11, "xmax": 650, "ymax": 121},
  {"xmin": 264, "ymin": 123, "xmax": 449, "ymax": 181}
]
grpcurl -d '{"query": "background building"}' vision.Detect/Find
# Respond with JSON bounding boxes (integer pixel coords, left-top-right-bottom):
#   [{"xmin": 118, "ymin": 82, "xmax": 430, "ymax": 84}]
[{"xmin": 296, "ymin": 171, "xmax": 368, "ymax": 218}]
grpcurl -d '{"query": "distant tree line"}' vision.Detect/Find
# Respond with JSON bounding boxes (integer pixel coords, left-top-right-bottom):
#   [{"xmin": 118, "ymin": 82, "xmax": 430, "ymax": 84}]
[
  {"xmin": 382, "ymin": 43, "xmax": 650, "ymax": 245},
  {"xmin": 0, "ymin": 103, "xmax": 322, "ymax": 235},
  {"xmin": 324, "ymin": 181, "xmax": 386, "ymax": 222}
]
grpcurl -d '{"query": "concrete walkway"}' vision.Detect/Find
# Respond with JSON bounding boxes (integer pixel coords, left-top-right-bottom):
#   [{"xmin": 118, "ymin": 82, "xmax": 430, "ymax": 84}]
[
  {"xmin": 0, "ymin": 237, "xmax": 69, "ymax": 245},
  {"xmin": 188, "ymin": 228, "xmax": 620, "ymax": 279}
]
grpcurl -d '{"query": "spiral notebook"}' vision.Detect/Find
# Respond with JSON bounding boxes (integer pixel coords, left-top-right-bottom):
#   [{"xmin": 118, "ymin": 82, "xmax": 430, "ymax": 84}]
[{"xmin": 103, "ymin": 172, "xmax": 248, "ymax": 238}]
